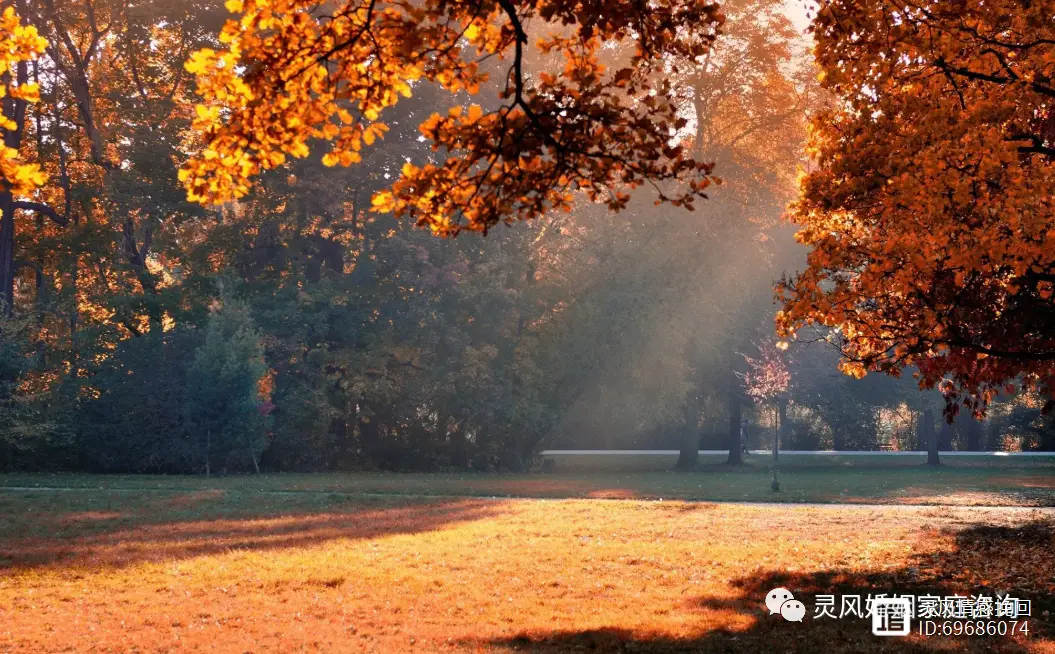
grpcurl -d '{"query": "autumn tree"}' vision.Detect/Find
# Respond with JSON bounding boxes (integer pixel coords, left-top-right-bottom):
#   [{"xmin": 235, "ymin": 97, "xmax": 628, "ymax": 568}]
[
  {"xmin": 778, "ymin": 0, "xmax": 1055, "ymax": 417},
  {"xmin": 742, "ymin": 340, "xmax": 790, "ymax": 459}
]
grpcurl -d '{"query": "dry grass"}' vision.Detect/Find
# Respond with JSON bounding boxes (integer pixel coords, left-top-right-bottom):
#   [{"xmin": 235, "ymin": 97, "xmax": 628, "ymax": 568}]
[{"xmin": 2, "ymin": 488, "xmax": 1055, "ymax": 652}]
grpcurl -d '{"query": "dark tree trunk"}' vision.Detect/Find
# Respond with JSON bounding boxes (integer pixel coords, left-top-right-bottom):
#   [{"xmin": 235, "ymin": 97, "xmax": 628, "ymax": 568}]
[
  {"xmin": 727, "ymin": 391, "xmax": 743, "ymax": 465},
  {"xmin": 676, "ymin": 430, "xmax": 699, "ymax": 470},
  {"xmin": 0, "ymin": 193, "xmax": 13, "ymax": 314},
  {"xmin": 676, "ymin": 392, "xmax": 700, "ymax": 470},
  {"xmin": 965, "ymin": 416, "xmax": 983, "ymax": 451},
  {"xmin": 986, "ymin": 417, "xmax": 1002, "ymax": 450},
  {"xmin": 924, "ymin": 407, "xmax": 940, "ymax": 466},
  {"xmin": 0, "ymin": 52, "xmax": 27, "ymax": 315}
]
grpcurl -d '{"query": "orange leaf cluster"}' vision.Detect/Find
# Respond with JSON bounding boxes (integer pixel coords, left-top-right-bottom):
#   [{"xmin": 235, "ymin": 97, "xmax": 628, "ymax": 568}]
[
  {"xmin": 179, "ymin": 0, "xmax": 723, "ymax": 233},
  {"xmin": 0, "ymin": 6, "xmax": 47, "ymax": 196}
]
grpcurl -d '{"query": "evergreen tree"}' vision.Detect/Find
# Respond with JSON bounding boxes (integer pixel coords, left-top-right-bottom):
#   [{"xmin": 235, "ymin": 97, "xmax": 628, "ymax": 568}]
[{"xmin": 184, "ymin": 292, "xmax": 268, "ymax": 475}]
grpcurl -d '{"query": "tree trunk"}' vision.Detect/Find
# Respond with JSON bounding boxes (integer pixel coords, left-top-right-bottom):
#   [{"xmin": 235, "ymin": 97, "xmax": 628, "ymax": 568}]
[
  {"xmin": 778, "ymin": 399, "xmax": 789, "ymax": 447},
  {"xmin": 250, "ymin": 448, "xmax": 260, "ymax": 475},
  {"xmin": 772, "ymin": 404, "xmax": 780, "ymax": 463},
  {"xmin": 0, "ymin": 53, "xmax": 28, "ymax": 316},
  {"xmin": 727, "ymin": 391, "xmax": 743, "ymax": 465},
  {"xmin": 676, "ymin": 392, "xmax": 700, "ymax": 470},
  {"xmin": 0, "ymin": 193, "xmax": 13, "ymax": 314},
  {"xmin": 676, "ymin": 428, "xmax": 699, "ymax": 470},
  {"xmin": 69, "ymin": 249, "xmax": 79, "ymax": 372},
  {"xmin": 986, "ymin": 417, "xmax": 1002, "ymax": 451},
  {"xmin": 205, "ymin": 430, "xmax": 211, "ymax": 477},
  {"xmin": 924, "ymin": 408, "xmax": 940, "ymax": 466},
  {"xmin": 965, "ymin": 416, "xmax": 983, "ymax": 451}
]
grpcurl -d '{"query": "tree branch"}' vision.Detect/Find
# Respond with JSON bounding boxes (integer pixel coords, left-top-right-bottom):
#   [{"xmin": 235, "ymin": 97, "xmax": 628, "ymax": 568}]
[{"xmin": 13, "ymin": 200, "xmax": 68, "ymax": 226}]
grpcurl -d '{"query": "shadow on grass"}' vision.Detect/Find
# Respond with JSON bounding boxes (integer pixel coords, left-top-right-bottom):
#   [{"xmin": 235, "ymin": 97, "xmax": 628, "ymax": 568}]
[
  {"xmin": 0, "ymin": 491, "xmax": 504, "ymax": 573},
  {"xmin": 476, "ymin": 522, "xmax": 1055, "ymax": 653}
]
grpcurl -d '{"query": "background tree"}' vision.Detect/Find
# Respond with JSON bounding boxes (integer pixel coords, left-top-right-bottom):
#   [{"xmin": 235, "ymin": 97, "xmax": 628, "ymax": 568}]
[
  {"xmin": 741, "ymin": 340, "xmax": 790, "ymax": 460},
  {"xmin": 184, "ymin": 291, "xmax": 268, "ymax": 475}
]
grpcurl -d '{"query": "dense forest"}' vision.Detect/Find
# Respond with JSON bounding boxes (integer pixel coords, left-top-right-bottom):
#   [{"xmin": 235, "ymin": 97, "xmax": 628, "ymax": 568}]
[{"xmin": 1, "ymin": 0, "xmax": 1052, "ymax": 475}]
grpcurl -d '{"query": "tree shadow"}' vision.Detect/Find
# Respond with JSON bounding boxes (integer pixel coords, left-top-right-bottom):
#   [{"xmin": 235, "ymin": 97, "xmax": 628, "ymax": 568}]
[
  {"xmin": 476, "ymin": 522, "xmax": 1055, "ymax": 652},
  {"xmin": 0, "ymin": 491, "xmax": 504, "ymax": 573}
]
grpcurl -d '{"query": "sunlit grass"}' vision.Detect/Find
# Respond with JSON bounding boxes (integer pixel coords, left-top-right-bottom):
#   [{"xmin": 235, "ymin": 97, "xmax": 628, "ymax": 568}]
[{"xmin": 2, "ymin": 486, "xmax": 1055, "ymax": 652}]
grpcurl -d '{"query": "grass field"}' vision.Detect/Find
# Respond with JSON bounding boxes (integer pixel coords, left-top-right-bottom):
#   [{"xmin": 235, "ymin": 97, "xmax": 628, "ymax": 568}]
[
  {"xmin": 4, "ymin": 453, "xmax": 1054, "ymax": 506},
  {"xmin": 3, "ymin": 465, "xmax": 1055, "ymax": 652}
]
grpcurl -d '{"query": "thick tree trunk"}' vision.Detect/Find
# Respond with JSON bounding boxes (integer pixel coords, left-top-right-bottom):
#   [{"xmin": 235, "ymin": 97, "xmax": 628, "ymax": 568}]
[
  {"xmin": 0, "ymin": 52, "xmax": 32, "ymax": 315},
  {"xmin": 0, "ymin": 193, "xmax": 13, "ymax": 314},
  {"xmin": 924, "ymin": 408, "xmax": 940, "ymax": 466},
  {"xmin": 727, "ymin": 391, "xmax": 743, "ymax": 465},
  {"xmin": 676, "ymin": 392, "xmax": 700, "ymax": 470},
  {"xmin": 676, "ymin": 430, "xmax": 699, "ymax": 469}
]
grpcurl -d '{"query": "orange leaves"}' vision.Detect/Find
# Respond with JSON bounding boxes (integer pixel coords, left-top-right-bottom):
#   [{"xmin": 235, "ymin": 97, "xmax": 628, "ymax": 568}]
[
  {"xmin": 0, "ymin": 6, "xmax": 47, "ymax": 196},
  {"xmin": 180, "ymin": 0, "xmax": 722, "ymax": 231},
  {"xmin": 781, "ymin": 0, "xmax": 1055, "ymax": 413},
  {"xmin": 180, "ymin": 0, "xmax": 443, "ymax": 204}
]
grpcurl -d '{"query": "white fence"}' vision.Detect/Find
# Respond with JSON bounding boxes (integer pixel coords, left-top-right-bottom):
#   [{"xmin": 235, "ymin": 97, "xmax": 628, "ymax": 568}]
[{"xmin": 540, "ymin": 450, "xmax": 1055, "ymax": 457}]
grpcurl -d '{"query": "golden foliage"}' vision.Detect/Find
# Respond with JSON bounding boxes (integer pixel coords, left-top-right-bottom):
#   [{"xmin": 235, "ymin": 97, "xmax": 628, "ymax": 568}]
[
  {"xmin": 778, "ymin": 0, "xmax": 1055, "ymax": 410},
  {"xmin": 180, "ymin": 0, "xmax": 723, "ymax": 233},
  {"xmin": 0, "ymin": 7, "xmax": 47, "ymax": 196}
]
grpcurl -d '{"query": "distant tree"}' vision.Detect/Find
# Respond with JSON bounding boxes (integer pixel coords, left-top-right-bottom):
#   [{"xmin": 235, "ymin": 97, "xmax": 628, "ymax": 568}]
[
  {"xmin": 184, "ymin": 292, "xmax": 268, "ymax": 474},
  {"xmin": 741, "ymin": 341, "xmax": 790, "ymax": 460},
  {"xmin": 78, "ymin": 329, "xmax": 200, "ymax": 472},
  {"xmin": 0, "ymin": 311, "xmax": 69, "ymax": 468}
]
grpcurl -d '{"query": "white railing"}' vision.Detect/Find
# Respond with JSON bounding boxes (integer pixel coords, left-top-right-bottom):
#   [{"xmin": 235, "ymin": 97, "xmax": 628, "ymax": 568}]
[{"xmin": 540, "ymin": 450, "xmax": 1055, "ymax": 456}]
